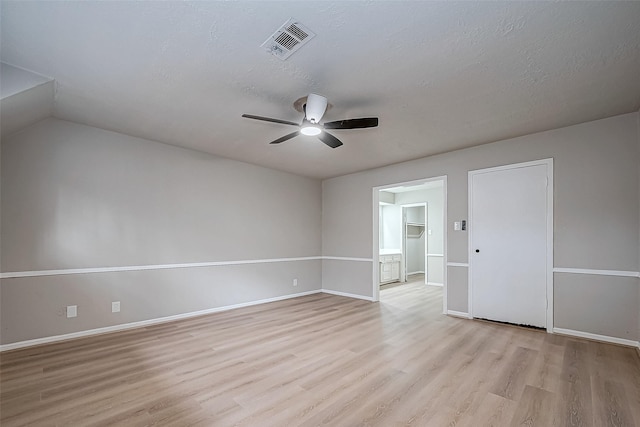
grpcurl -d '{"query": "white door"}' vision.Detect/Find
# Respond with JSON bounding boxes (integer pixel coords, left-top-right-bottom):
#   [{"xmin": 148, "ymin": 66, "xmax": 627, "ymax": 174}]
[{"xmin": 470, "ymin": 161, "xmax": 551, "ymax": 328}]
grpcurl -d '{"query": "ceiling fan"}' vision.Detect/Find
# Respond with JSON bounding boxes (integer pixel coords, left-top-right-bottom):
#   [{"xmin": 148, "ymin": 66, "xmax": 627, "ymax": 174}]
[{"xmin": 242, "ymin": 94, "xmax": 378, "ymax": 148}]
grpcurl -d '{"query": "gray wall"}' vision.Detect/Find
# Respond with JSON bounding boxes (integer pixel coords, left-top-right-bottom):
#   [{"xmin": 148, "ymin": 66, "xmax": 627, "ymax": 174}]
[
  {"xmin": 322, "ymin": 112, "xmax": 639, "ymax": 342},
  {"xmin": 2, "ymin": 113, "xmax": 638, "ymax": 346},
  {"xmin": 1, "ymin": 118, "xmax": 322, "ymax": 344}
]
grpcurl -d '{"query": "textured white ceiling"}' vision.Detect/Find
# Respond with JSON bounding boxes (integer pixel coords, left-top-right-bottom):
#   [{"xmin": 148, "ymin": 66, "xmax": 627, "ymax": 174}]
[{"xmin": 2, "ymin": 1, "xmax": 639, "ymax": 179}]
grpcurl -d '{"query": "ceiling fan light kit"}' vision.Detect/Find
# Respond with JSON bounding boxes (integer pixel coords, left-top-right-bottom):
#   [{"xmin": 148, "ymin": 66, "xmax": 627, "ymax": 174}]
[
  {"xmin": 242, "ymin": 93, "xmax": 378, "ymax": 149},
  {"xmin": 300, "ymin": 124, "xmax": 322, "ymax": 136}
]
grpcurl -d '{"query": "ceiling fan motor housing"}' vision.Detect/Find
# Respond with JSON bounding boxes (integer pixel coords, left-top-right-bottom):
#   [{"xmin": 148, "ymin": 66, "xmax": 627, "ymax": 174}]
[{"xmin": 305, "ymin": 93, "xmax": 328, "ymax": 123}]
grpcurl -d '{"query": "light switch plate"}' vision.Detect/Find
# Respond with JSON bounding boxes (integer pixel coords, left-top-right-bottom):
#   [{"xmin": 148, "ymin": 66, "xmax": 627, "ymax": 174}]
[{"xmin": 112, "ymin": 301, "xmax": 121, "ymax": 313}]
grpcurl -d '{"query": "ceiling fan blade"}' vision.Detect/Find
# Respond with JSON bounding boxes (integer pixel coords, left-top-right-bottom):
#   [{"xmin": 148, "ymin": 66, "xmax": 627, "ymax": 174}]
[
  {"xmin": 269, "ymin": 131, "xmax": 300, "ymax": 145},
  {"xmin": 318, "ymin": 131, "xmax": 343, "ymax": 148},
  {"xmin": 323, "ymin": 117, "xmax": 379, "ymax": 129},
  {"xmin": 242, "ymin": 114, "xmax": 300, "ymax": 127}
]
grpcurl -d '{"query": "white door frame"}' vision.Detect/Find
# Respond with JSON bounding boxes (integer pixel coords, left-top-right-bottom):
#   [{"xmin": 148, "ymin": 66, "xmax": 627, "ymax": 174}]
[
  {"xmin": 372, "ymin": 176, "xmax": 447, "ymax": 315},
  {"xmin": 468, "ymin": 159, "xmax": 554, "ymax": 332}
]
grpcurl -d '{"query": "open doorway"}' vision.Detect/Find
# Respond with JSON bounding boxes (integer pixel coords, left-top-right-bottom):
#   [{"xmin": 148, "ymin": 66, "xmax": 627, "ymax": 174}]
[
  {"xmin": 373, "ymin": 177, "xmax": 447, "ymax": 314},
  {"xmin": 403, "ymin": 203, "xmax": 427, "ymax": 283}
]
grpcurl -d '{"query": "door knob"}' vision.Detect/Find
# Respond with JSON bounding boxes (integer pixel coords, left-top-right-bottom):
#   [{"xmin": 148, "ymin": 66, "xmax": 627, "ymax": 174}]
[{"xmin": 475, "ymin": 249, "xmax": 480, "ymax": 253}]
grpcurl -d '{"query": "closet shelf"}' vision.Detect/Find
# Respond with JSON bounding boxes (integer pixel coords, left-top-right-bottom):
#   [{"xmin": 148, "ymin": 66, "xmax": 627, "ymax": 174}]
[{"xmin": 406, "ymin": 223, "xmax": 425, "ymax": 238}]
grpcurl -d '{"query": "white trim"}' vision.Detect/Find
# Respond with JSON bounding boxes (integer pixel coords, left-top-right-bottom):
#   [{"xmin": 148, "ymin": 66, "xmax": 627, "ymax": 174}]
[
  {"xmin": 0, "ymin": 257, "xmax": 324, "ymax": 279},
  {"xmin": 443, "ymin": 177, "xmax": 448, "ymax": 315},
  {"xmin": 447, "ymin": 262, "xmax": 469, "ymax": 268},
  {"xmin": 373, "ymin": 187, "xmax": 381, "ymax": 302},
  {"xmin": 321, "ymin": 289, "xmax": 374, "ymax": 302},
  {"xmin": 322, "ymin": 256, "xmax": 373, "ymax": 263},
  {"xmin": 427, "ymin": 253, "xmax": 444, "ymax": 257},
  {"xmin": 553, "ymin": 268, "xmax": 640, "ymax": 278},
  {"xmin": 0, "ymin": 290, "xmax": 321, "ymax": 352},
  {"xmin": 427, "ymin": 282, "xmax": 443, "ymax": 287},
  {"xmin": 447, "ymin": 310, "xmax": 472, "ymax": 319},
  {"xmin": 553, "ymin": 328, "xmax": 639, "ymax": 348},
  {"xmin": 407, "ymin": 270, "xmax": 425, "ymax": 275},
  {"xmin": 546, "ymin": 160, "xmax": 555, "ymax": 332},
  {"xmin": 0, "ymin": 256, "xmax": 379, "ymax": 280},
  {"xmin": 468, "ymin": 158, "xmax": 554, "ymax": 333}
]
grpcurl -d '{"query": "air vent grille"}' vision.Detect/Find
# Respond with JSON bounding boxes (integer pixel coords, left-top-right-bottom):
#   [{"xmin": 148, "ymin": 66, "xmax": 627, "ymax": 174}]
[
  {"xmin": 261, "ymin": 19, "xmax": 315, "ymax": 61},
  {"xmin": 274, "ymin": 32, "xmax": 299, "ymax": 50},
  {"xmin": 286, "ymin": 24, "xmax": 308, "ymax": 41}
]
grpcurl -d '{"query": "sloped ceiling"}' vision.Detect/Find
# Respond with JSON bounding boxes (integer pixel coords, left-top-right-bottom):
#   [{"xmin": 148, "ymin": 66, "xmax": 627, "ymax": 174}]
[
  {"xmin": 0, "ymin": 63, "xmax": 54, "ymax": 138},
  {"xmin": 1, "ymin": 1, "xmax": 639, "ymax": 179}
]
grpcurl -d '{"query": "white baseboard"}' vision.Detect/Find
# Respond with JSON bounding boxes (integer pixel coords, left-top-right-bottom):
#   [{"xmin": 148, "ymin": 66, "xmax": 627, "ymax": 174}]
[
  {"xmin": 447, "ymin": 310, "xmax": 471, "ymax": 319},
  {"xmin": 407, "ymin": 271, "xmax": 425, "ymax": 275},
  {"xmin": 321, "ymin": 289, "xmax": 374, "ymax": 302},
  {"xmin": 427, "ymin": 282, "xmax": 443, "ymax": 287},
  {"xmin": 0, "ymin": 290, "xmax": 322, "ymax": 352},
  {"xmin": 553, "ymin": 327, "xmax": 639, "ymax": 348}
]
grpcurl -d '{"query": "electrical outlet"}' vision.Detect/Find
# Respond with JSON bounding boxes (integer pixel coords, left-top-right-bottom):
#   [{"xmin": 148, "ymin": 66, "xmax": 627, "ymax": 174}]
[
  {"xmin": 67, "ymin": 305, "xmax": 77, "ymax": 318},
  {"xmin": 293, "ymin": 278, "xmax": 298, "ymax": 287},
  {"xmin": 112, "ymin": 301, "xmax": 121, "ymax": 313}
]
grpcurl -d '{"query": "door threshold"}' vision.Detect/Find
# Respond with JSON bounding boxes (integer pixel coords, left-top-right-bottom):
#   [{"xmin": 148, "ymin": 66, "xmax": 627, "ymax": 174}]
[{"xmin": 475, "ymin": 317, "xmax": 545, "ymax": 331}]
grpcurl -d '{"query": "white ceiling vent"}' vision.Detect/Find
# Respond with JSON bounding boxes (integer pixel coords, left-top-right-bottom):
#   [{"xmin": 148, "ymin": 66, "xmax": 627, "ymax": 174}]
[{"xmin": 261, "ymin": 19, "xmax": 316, "ymax": 60}]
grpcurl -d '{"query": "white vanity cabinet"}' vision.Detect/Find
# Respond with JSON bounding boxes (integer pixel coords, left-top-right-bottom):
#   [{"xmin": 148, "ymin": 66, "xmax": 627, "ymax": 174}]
[{"xmin": 379, "ymin": 253, "xmax": 402, "ymax": 283}]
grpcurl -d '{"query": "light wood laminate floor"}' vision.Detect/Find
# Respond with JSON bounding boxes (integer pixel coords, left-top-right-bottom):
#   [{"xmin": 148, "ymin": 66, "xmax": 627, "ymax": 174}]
[{"xmin": 1, "ymin": 282, "xmax": 639, "ymax": 426}]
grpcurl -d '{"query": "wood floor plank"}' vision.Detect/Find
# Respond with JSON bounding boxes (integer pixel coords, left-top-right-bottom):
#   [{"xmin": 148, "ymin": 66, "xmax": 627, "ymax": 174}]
[
  {"xmin": 560, "ymin": 339, "xmax": 595, "ymax": 427},
  {"xmin": 526, "ymin": 339, "xmax": 565, "ymax": 394},
  {"xmin": 1, "ymin": 279, "xmax": 639, "ymax": 426},
  {"xmin": 592, "ymin": 375, "xmax": 636, "ymax": 427},
  {"xmin": 510, "ymin": 384, "xmax": 558, "ymax": 426},
  {"xmin": 459, "ymin": 392, "xmax": 517, "ymax": 427},
  {"xmin": 490, "ymin": 346, "xmax": 539, "ymax": 400},
  {"xmin": 438, "ymin": 349, "xmax": 507, "ymax": 426}
]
